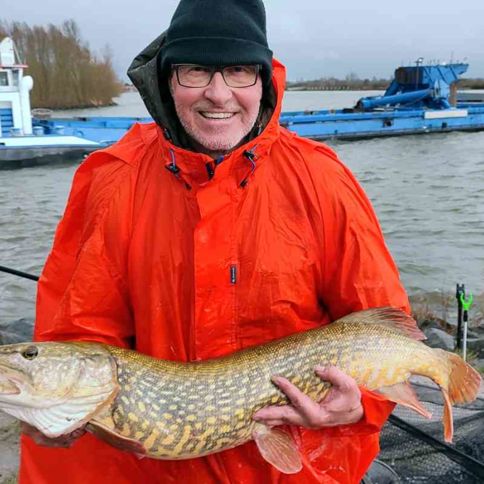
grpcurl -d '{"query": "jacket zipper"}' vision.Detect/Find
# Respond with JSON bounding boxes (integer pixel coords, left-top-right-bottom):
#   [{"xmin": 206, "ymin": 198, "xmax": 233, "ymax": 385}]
[
  {"xmin": 230, "ymin": 261, "xmax": 238, "ymax": 348},
  {"xmin": 230, "ymin": 264, "xmax": 237, "ymax": 284}
]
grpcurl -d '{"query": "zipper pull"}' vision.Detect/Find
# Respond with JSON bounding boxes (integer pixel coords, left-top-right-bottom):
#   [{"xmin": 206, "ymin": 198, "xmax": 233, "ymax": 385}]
[{"xmin": 230, "ymin": 265, "xmax": 237, "ymax": 284}]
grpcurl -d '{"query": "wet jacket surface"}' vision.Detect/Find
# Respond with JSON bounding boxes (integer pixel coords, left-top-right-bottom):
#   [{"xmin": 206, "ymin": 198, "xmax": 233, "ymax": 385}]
[{"xmin": 19, "ymin": 56, "xmax": 410, "ymax": 483}]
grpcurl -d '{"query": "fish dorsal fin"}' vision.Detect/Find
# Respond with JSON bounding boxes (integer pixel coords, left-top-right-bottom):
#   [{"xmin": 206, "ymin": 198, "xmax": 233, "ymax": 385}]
[
  {"xmin": 252, "ymin": 423, "xmax": 302, "ymax": 474},
  {"xmin": 376, "ymin": 382, "xmax": 432, "ymax": 419},
  {"xmin": 335, "ymin": 307, "xmax": 426, "ymax": 341}
]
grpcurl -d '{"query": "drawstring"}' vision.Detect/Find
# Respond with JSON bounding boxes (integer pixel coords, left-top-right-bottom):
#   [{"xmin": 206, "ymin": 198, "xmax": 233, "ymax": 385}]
[
  {"xmin": 166, "ymin": 149, "xmax": 180, "ymax": 175},
  {"xmin": 244, "ymin": 149, "xmax": 257, "ymax": 172},
  {"xmin": 241, "ymin": 147, "xmax": 258, "ymax": 188},
  {"xmin": 165, "ymin": 149, "xmax": 191, "ymax": 190}
]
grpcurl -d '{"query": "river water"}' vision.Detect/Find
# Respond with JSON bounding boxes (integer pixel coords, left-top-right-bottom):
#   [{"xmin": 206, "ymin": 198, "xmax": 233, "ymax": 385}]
[{"xmin": 1, "ymin": 91, "xmax": 484, "ymax": 322}]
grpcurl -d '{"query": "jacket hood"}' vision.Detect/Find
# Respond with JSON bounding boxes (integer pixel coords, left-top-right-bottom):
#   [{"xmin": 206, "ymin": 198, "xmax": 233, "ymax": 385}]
[{"xmin": 127, "ymin": 32, "xmax": 283, "ymax": 150}]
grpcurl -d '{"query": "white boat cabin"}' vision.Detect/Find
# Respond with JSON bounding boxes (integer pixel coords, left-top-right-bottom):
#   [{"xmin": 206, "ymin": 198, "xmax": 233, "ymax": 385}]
[{"xmin": 0, "ymin": 37, "xmax": 33, "ymax": 137}]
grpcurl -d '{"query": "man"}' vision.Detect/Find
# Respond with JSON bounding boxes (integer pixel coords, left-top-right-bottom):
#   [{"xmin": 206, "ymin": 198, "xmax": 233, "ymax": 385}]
[{"xmin": 20, "ymin": 0, "xmax": 410, "ymax": 482}]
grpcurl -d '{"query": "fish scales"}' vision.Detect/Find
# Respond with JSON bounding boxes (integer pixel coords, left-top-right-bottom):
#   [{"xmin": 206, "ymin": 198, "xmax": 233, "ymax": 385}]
[{"xmin": 0, "ymin": 307, "xmax": 480, "ymax": 473}]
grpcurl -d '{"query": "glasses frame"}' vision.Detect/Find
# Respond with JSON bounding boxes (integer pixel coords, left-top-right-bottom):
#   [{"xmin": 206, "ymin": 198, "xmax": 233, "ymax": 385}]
[{"xmin": 173, "ymin": 64, "xmax": 261, "ymax": 88}]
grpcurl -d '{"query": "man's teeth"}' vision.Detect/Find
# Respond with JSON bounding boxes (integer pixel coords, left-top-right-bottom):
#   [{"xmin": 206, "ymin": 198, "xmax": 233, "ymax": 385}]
[{"xmin": 200, "ymin": 112, "xmax": 235, "ymax": 119}]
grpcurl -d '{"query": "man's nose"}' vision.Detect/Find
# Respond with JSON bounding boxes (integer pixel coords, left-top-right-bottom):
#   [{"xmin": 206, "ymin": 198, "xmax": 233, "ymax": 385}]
[{"xmin": 204, "ymin": 72, "xmax": 232, "ymax": 104}]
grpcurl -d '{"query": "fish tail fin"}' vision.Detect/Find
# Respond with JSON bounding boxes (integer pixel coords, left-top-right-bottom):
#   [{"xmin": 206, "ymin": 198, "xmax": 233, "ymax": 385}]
[
  {"xmin": 440, "ymin": 350, "xmax": 481, "ymax": 404},
  {"xmin": 434, "ymin": 349, "xmax": 481, "ymax": 442}
]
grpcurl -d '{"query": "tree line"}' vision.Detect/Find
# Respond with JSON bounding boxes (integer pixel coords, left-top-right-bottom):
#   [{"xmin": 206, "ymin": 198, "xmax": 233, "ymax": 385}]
[
  {"xmin": 0, "ymin": 20, "xmax": 123, "ymax": 109},
  {"xmin": 287, "ymin": 75, "xmax": 390, "ymax": 91}
]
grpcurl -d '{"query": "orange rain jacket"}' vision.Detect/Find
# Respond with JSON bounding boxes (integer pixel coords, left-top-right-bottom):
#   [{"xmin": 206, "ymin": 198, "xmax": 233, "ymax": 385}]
[{"xmin": 20, "ymin": 57, "xmax": 410, "ymax": 484}]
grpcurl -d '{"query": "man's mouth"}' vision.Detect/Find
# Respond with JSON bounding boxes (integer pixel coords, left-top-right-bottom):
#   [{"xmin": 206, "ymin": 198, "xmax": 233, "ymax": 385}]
[{"xmin": 199, "ymin": 112, "xmax": 236, "ymax": 120}]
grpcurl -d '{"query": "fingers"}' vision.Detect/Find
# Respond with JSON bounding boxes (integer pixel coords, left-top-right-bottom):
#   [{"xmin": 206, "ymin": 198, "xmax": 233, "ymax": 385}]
[
  {"xmin": 253, "ymin": 403, "xmax": 305, "ymax": 427},
  {"xmin": 315, "ymin": 366, "xmax": 361, "ymax": 398},
  {"xmin": 253, "ymin": 376, "xmax": 328, "ymax": 428},
  {"xmin": 315, "ymin": 366, "xmax": 363, "ymax": 422},
  {"xmin": 271, "ymin": 376, "xmax": 318, "ymax": 413}
]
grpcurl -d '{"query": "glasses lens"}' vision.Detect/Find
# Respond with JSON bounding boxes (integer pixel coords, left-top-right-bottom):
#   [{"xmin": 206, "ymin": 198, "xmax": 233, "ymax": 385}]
[
  {"xmin": 176, "ymin": 65, "xmax": 213, "ymax": 87},
  {"xmin": 175, "ymin": 65, "xmax": 260, "ymax": 88},
  {"xmin": 223, "ymin": 65, "xmax": 259, "ymax": 87}
]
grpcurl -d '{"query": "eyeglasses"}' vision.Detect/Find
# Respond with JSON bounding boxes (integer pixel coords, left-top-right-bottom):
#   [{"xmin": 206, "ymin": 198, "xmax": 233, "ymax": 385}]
[{"xmin": 173, "ymin": 64, "xmax": 261, "ymax": 88}]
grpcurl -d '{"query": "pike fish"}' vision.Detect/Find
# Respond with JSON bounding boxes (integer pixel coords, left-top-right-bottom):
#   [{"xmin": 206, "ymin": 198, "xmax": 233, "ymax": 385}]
[{"xmin": 0, "ymin": 308, "xmax": 480, "ymax": 474}]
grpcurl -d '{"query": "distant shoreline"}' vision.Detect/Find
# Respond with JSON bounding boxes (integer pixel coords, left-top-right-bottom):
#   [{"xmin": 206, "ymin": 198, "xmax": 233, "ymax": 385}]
[
  {"xmin": 32, "ymin": 101, "xmax": 118, "ymax": 112},
  {"xmin": 287, "ymin": 87, "xmax": 484, "ymax": 91},
  {"xmin": 286, "ymin": 83, "xmax": 484, "ymax": 92},
  {"xmin": 286, "ymin": 86, "xmax": 384, "ymax": 91}
]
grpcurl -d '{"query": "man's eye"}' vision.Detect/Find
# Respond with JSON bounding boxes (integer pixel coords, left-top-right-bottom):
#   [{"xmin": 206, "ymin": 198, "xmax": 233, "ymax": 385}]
[
  {"xmin": 188, "ymin": 66, "xmax": 210, "ymax": 74},
  {"xmin": 226, "ymin": 66, "xmax": 254, "ymax": 75},
  {"xmin": 230, "ymin": 66, "xmax": 247, "ymax": 73}
]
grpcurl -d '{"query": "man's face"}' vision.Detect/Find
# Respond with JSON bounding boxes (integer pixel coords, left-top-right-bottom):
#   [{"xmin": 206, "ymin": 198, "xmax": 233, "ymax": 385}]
[{"xmin": 170, "ymin": 67, "xmax": 263, "ymax": 157}]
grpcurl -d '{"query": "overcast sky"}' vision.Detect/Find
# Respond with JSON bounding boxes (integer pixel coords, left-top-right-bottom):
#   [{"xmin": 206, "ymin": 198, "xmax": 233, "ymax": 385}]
[{"xmin": 3, "ymin": 0, "xmax": 484, "ymax": 81}]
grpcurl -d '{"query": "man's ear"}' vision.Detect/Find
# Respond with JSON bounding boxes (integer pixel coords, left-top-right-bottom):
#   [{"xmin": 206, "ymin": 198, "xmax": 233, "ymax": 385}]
[{"xmin": 168, "ymin": 73, "xmax": 176, "ymax": 96}]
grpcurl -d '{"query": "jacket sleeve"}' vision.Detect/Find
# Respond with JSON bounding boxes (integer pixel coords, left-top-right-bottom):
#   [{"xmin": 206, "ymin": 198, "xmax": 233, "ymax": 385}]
[
  {"xmin": 314, "ymin": 146, "xmax": 411, "ymax": 435},
  {"xmin": 34, "ymin": 152, "xmax": 135, "ymax": 348}
]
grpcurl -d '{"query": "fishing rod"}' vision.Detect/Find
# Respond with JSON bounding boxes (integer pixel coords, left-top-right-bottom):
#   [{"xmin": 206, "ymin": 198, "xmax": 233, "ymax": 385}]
[
  {"xmin": 456, "ymin": 284, "xmax": 465, "ymax": 349},
  {"xmin": 460, "ymin": 291, "xmax": 473, "ymax": 362},
  {"xmin": 0, "ymin": 265, "xmax": 39, "ymax": 282},
  {"xmin": 456, "ymin": 283, "xmax": 473, "ymax": 361}
]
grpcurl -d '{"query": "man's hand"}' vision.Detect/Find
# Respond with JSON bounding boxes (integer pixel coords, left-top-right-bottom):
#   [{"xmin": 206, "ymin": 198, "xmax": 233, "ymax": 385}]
[
  {"xmin": 21, "ymin": 422, "xmax": 86, "ymax": 448},
  {"xmin": 253, "ymin": 366, "xmax": 364, "ymax": 429}
]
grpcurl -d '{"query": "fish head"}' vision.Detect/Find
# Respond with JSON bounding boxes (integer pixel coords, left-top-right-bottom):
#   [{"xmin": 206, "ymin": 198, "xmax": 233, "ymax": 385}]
[{"xmin": 0, "ymin": 342, "xmax": 118, "ymax": 437}]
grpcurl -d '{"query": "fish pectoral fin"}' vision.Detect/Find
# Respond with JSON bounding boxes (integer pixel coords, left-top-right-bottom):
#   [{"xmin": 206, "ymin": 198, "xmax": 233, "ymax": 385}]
[
  {"xmin": 87, "ymin": 422, "xmax": 147, "ymax": 456},
  {"xmin": 252, "ymin": 423, "xmax": 302, "ymax": 474},
  {"xmin": 376, "ymin": 382, "xmax": 432, "ymax": 419}
]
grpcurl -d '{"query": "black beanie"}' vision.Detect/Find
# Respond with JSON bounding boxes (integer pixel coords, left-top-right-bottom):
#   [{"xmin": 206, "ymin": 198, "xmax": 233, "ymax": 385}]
[{"xmin": 160, "ymin": 0, "xmax": 273, "ymax": 85}]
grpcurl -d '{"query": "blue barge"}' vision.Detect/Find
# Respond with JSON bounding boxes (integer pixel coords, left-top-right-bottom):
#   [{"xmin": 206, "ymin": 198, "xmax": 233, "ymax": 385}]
[
  {"xmin": 280, "ymin": 103, "xmax": 484, "ymax": 140},
  {"xmin": 279, "ymin": 62, "xmax": 484, "ymax": 140}
]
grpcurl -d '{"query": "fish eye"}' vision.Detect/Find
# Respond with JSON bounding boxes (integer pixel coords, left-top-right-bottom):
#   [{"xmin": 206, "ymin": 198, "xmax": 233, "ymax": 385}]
[{"xmin": 22, "ymin": 346, "xmax": 39, "ymax": 360}]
